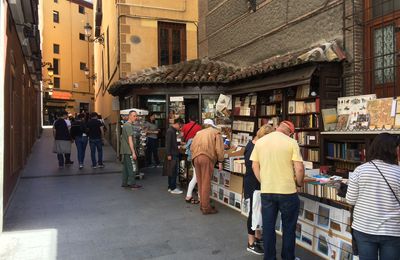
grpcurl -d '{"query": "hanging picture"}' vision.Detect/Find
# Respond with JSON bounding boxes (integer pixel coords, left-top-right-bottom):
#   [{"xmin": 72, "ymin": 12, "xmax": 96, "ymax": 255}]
[{"xmin": 337, "ymin": 94, "xmax": 376, "ymax": 115}]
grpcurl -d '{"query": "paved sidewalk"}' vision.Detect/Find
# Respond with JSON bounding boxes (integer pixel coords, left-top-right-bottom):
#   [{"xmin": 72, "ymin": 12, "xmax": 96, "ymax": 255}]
[{"xmin": 1, "ymin": 129, "xmax": 321, "ymax": 260}]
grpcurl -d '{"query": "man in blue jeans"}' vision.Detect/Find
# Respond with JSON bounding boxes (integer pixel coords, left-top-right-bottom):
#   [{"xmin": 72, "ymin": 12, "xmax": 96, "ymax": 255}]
[
  {"xmin": 250, "ymin": 121, "xmax": 305, "ymax": 260},
  {"xmin": 86, "ymin": 112, "xmax": 104, "ymax": 168}
]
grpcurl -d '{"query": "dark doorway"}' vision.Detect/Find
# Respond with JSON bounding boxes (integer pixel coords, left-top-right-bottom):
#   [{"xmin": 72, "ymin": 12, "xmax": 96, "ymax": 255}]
[{"xmin": 184, "ymin": 98, "xmax": 199, "ymax": 123}]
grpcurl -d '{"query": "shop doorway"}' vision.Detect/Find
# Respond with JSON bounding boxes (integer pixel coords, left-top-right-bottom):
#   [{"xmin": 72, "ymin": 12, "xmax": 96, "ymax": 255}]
[{"xmin": 184, "ymin": 98, "xmax": 199, "ymax": 123}]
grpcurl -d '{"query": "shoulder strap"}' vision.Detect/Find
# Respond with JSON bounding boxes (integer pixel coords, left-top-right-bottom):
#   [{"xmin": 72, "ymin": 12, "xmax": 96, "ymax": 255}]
[
  {"xmin": 183, "ymin": 122, "xmax": 197, "ymax": 140},
  {"xmin": 370, "ymin": 161, "xmax": 400, "ymax": 205}
]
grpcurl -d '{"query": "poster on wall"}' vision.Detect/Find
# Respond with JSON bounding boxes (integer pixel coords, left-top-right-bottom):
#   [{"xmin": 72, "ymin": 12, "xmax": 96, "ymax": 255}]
[
  {"xmin": 337, "ymin": 94, "xmax": 376, "ymax": 130},
  {"xmin": 169, "ymin": 96, "xmax": 185, "ymax": 124},
  {"xmin": 367, "ymin": 98, "xmax": 395, "ymax": 129}
]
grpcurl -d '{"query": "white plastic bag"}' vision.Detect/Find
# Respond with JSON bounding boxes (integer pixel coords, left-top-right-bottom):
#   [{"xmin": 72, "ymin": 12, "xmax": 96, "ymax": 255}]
[{"xmin": 251, "ymin": 190, "xmax": 262, "ymax": 230}]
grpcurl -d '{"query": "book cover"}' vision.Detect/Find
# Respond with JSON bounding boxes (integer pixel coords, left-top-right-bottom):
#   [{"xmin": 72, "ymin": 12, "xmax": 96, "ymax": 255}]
[
  {"xmin": 336, "ymin": 114, "xmax": 349, "ymax": 131},
  {"xmin": 395, "ymin": 114, "xmax": 400, "ymax": 128},
  {"xmin": 321, "ymin": 108, "xmax": 337, "ymax": 131},
  {"xmin": 295, "ymin": 101, "xmax": 305, "ymax": 114},
  {"xmin": 288, "ymin": 100, "xmax": 296, "ymax": 114},
  {"xmin": 367, "ymin": 98, "xmax": 395, "ymax": 129},
  {"xmin": 337, "ymin": 94, "xmax": 376, "ymax": 115}
]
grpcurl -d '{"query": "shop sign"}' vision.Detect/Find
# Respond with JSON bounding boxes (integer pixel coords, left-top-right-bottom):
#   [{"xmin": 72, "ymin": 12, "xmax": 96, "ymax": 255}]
[
  {"xmin": 51, "ymin": 91, "xmax": 73, "ymax": 100},
  {"xmin": 170, "ymin": 96, "xmax": 184, "ymax": 102}
]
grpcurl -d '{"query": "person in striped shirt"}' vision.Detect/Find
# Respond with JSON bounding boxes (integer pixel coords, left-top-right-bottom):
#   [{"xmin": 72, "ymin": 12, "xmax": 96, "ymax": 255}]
[{"xmin": 346, "ymin": 133, "xmax": 400, "ymax": 260}]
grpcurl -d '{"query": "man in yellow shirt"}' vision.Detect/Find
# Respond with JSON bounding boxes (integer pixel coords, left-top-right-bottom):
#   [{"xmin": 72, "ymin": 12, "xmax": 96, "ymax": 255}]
[{"xmin": 250, "ymin": 121, "xmax": 304, "ymax": 260}]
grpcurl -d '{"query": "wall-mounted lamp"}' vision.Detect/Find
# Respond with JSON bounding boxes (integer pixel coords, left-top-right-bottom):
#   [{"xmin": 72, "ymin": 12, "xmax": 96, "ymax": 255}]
[
  {"xmin": 84, "ymin": 23, "xmax": 104, "ymax": 45},
  {"xmin": 84, "ymin": 67, "xmax": 97, "ymax": 80},
  {"xmin": 41, "ymin": 62, "xmax": 54, "ymax": 77}
]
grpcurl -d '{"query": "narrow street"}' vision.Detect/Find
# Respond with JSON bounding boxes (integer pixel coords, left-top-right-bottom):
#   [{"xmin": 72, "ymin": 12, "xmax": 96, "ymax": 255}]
[{"xmin": 0, "ymin": 129, "xmax": 320, "ymax": 260}]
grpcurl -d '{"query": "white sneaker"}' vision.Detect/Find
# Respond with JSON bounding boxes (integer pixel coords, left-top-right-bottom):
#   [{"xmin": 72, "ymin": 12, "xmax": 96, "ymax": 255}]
[
  {"xmin": 170, "ymin": 188, "xmax": 183, "ymax": 194},
  {"xmin": 168, "ymin": 189, "xmax": 171, "ymax": 192}
]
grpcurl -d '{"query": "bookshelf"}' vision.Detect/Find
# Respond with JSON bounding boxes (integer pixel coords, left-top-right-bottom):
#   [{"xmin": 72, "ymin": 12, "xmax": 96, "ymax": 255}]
[
  {"xmin": 139, "ymin": 96, "xmax": 167, "ymax": 147},
  {"xmin": 258, "ymin": 90, "xmax": 283, "ymax": 129},
  {"xmin": 231, "ymin": 94, "xmax": 257, "ymax": 147},
  {"xmin": 287, "ymin": 84, "xmax": 321, "ymax": 164},
  {"xmin": 321, "ymin": 133, "xmax": 379, "ymax": 175}
]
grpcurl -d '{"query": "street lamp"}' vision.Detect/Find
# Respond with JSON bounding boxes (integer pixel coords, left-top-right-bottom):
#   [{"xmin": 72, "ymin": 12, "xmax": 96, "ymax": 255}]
[
  {"xmin": 42, "ymin": 62, "xmax": 54, "ymax": 77},
  {"xmin": 84, "ymin": 67, "xmax": 97, "ymax": 80},
  {"xmin": 84, "ymin": 22, "xmax": 104, "ymax": 45}
]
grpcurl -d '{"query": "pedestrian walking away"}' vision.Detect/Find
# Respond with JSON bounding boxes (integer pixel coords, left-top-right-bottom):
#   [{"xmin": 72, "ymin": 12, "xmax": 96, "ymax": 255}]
[
  {"xmin": 191, "ymin": 119, "xmax": 224, "ymax": 215},
  {"xmin": 250, "ymin": 120, "xmax": 305, "ymax": 260},
  {"xmin": 120, "ymin": 110, "xmax": 142, "ymax": 190},
  {"xmin": 53, "ymin": 110, "xmax": 74, "ymax": 168},
  {"xmin": 70, "ymin": 113, "xmax": 88, "ymax": 169},
  {"xmin": 86, "ymin": 112, "xmax": 105, "ymax": 168}
]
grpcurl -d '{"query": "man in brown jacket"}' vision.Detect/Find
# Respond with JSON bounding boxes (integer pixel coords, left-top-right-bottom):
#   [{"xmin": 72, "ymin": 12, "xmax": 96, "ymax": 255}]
[{"xmin": 191, "ymin": 119, "xmax": 224, "ymax": 214}]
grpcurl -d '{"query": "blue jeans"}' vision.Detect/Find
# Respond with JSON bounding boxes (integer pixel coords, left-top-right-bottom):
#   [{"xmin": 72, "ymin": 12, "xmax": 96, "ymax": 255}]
[
  {"xmin": 168, "ymin": 156, "xmax": 178, "ymax": 190},
  {"xmin": 75, "ymin": 136, "xmax": 88, "ymax": 164},
  {"xmin": 146, "ymin": 138, "xmax": 160, "ymax": 166},
  {"xmin": 261, "ymin": 193, "xmax": 300, "ymax": 260},
  {"xmin": 353, "ymin": 229, "xmax": 400, "ymax": 260},
  {"xmin": 89, "ymin": 139, "xmax": 103, "ymax": 166}
]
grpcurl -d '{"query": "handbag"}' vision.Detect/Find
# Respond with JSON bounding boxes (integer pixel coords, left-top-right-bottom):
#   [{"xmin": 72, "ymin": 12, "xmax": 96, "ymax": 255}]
[{"xmin": 251, "ymin": 190, "xmax": 263, "ymax": 231}]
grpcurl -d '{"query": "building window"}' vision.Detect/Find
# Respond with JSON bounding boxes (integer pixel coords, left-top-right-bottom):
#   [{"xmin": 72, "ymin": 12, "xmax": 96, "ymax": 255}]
[
  {"xmin": 79, "ymin": 5, "xmax": 85, "ymax": 14},
  {"xmin": 53, "ymin": 44, "xmax": 60, "ymax": 54},
  {"xmin": 365, "ymin": 0, "xmax": 400, "ymax": 97},
  {"xmin": 53, "ymin": 11, "xmax": 59, "ymax": 23},
  {"xmin": 158, "ymin": 22, "xmax": 186, "ymax": 66},
  {"xmin": 53, "ymin": 58, "xmax": 59, "ymax": 75},
  {"xmin": 53, "ymin": 77, "xmax": 60, "ymax": 88},
  {"xmin": 79, "ymin": 33, "xmax": 85, "ymax": 41},
  {"xmin": 80, "ymin": 62, "xmax": 86, "ymax": 70}
]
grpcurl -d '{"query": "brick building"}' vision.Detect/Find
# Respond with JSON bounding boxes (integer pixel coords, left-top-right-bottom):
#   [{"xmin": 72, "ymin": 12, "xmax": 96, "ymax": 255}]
[
  {"xmin": 199, "ymin": 0, "xmax": 400, "ymax": 98},
  {"xmin": 1, "ymin": 0, "xmax": 42, "ymax": 228}
]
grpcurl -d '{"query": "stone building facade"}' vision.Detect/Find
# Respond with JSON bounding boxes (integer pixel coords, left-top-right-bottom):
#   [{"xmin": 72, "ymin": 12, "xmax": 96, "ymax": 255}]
[{"xmin": 199, "ymin": 0, "xmax": 400, "ymax": 98}]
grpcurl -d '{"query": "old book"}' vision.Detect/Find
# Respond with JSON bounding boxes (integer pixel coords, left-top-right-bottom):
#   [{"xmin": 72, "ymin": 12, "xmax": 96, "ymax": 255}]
[
  {"xmin": 367, "ymin": 98, "xmax": 395, "ymax": 129},
  {"xmin": 295, "ymin": 101, "xmax": 305, "ymax": 113},
  {"xmin": 321, "ymin": 108, "xmax": 337, "ymax": 131},
  {"xmin": 336, "ymin": 114, "xmax": 349, "ymax": 131},
  {"xmin": 395, "ymin": 114, "xmax": 400, "ymax": 128},
  {"xmin": 288, "ymin": 100, "xmax": 296, "ymax": 114}
]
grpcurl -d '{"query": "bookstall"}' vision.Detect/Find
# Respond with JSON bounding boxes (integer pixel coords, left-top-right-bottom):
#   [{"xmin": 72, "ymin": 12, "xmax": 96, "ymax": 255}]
[
  {"xmin": 109, "ymin": 54, "xmax": 363, "ymax": 258},
  {"xmin": 206, "ymin": 63, "xmax": 363, "ymax": 260}
]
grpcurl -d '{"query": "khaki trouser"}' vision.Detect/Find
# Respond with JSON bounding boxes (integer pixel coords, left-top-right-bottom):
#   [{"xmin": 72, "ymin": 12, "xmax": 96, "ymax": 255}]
[{"xmin": 193, "ymin": 154, "xmax": 214, "ymax": 211}]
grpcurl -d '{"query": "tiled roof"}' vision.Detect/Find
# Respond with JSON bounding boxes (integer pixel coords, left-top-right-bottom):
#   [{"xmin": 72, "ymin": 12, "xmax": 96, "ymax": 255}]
[
  {"xmin": 229, "ymin": 41, "xmax": 346, "ymax": 81},
  {"xmin": 108, "ymin": 59, "xmax": 240, "ymax": 95},
  {"xmin": 108, "ymin": 41, "xmax": 346, "ymax": 96}
]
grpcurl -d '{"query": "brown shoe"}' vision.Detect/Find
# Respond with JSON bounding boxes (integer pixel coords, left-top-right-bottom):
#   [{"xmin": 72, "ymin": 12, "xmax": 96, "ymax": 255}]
[{"xmin": 202, "ymin": 208, "xmax": 218, "ymax": 215}]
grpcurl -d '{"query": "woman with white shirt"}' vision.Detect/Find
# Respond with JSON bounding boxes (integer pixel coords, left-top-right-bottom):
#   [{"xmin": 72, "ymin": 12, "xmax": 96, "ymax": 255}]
[{"xmin": 346, "ymin": 133, "xmax": 400, "ymax": 260}]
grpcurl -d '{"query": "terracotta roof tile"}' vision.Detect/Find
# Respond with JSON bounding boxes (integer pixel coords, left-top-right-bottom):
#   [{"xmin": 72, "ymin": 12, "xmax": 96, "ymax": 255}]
[{"xmin": 108, "ymin": 41, "xmax": 346, "ymax": 96}]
